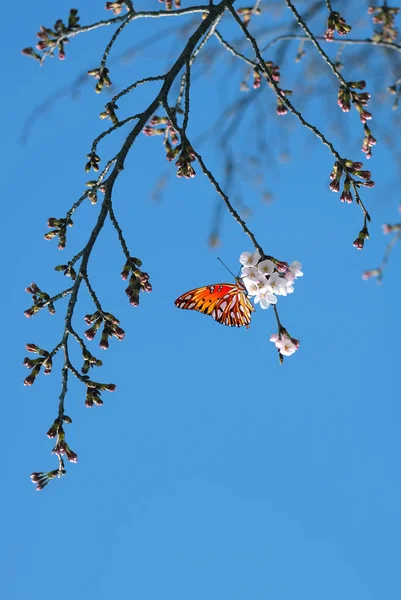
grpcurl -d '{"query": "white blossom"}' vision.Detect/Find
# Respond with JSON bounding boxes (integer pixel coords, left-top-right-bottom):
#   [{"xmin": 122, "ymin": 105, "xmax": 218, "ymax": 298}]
[
  {"xmin": 257, "ymin": 259, "xmax": 275, "ymax": 276},
  {"xmin": 239, "ymin": 250, "xmax": 261, "ymax": 267},
  {"xmin": 242, "ymin": 277, "xmax": 261, "ymax": 296},
  {"xmin": 276, "ymin": 338, "xmax": 297, "ymax": 356},
  {"xmin": 270, "ymin": 333, "xmax": 299, "ymax": 356},
  {"xmin": 254, "ymin": 289, "xmax": 277, "ymax": 309},
  {"xmin": 266, "ymin": 272, "xmax": 288, "ymax": 296},
  {"xmin": 242, "ymin": 273, "xmax": 268, "ymax": 296},
  {"xmin": 241, "ymin": 265, "xmax": 260, "ymax": 279},
  {"xmin": 284, "ymin": 270, "xmax": 295, "ymax": 282},
  {"xmin": 288, "ymin": 261, "xmax": 303, "ymax": 278}
]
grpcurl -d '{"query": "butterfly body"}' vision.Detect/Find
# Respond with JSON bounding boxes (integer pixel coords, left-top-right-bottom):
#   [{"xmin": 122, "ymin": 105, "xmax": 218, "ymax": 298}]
[{"xmin": 175, "ymin": 278, "xmax": 254, "ymax": 327}]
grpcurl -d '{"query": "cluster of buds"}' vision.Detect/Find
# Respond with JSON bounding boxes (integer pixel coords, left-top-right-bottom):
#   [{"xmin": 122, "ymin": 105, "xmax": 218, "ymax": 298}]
[
  {"xmin": 46, "ymin": 415, "xmax": 72, "ymax": 439},
  {"xmin": 253, "ymin": 62, "xmax": 292, "ymax": 116},
  {"xmin": 362, "ymin": 268, "xmax": 381, "ymax": 280},
  {"xmin": 55, "ymin": 262, "xmax": 77, "ymax": 279},
  {"xmin": 105, "ymin": 1, "xmax": 129, "ymax": 14},
  {"xmin": 51, "ymin": 428, "xmax": 78, "ymax": 463},
  {"xmin": 81, "ymin": 348, "xmax": 103, "ymax": 375},
  {"xmin": 368, "ymin": 5, "xmax": 399, "ymax": 43},
  {"xmin": 121, "ymin": 257, "xmax": 152, "ymax": 306},
  {"xmin": 85, "ymin": 180, "xmax": 106, "ymax": 205},
  {"xmin": 253, "ymin": 61, "xmax": 280, "ymax": 89},
  {"xmin": 87, "ymin": 67, "xmax": 112, "ymax": 94},
  {"xmin": 24, "ymin": 283, "xmax": 55, "ymax": 318},
  {"xmin": 337, "ymin": 81, "xmax": 372, "ymax": 122},
  {"xmin": 324, "ymin": 11, "xmax": 352, "ymax": 41},
  {"xmin": 353, "ymin": 224, "xmax": 370, "ymax": 250},
  {"xmin": 361, "ymin": 124, "xmax": 377, "ymax": 159},
  {"xmin": 44, "ymin": 216, "xmax": 73, "ymax": 250},
  {"xmin": 338, "ymin": 81, "xmax": 376, "ymax": 158},
  {"xmin": 276, "ymin": 90, "xmax": 292, "ymax": 116},
  {"xmin": 85, "ymin": 152, "xmax": 101, "ymax": 173},
  {"xmin": 174, "ymin": 142, "xmax": 196, "ymax": 178},
  {"xmin": 143, "ymin": 114, "xmax": 185, "ymax": 170},
  {"xmin": 85, "ymin": 380, "xmax": 116, "ymax": 408},
  {"xmin": 329, "ymin": 159, "xmax": 374, "ymax": 202},
  {"xmin": 100, "ymin": 101, "xmax": 119, "ymax": 125},
  {"xmin": 23, "ymin": 343, "xmax": 53, "ymax": 386},
  {"xmin": 144, "ymin": 113, "xmax": 197, "ymax": 178},
  {"xmin": 84, "ymin": 311, "xmax": 125, "ymax": 349},
  {"xmin": 270, "ymin": 329, "xmax": 300, "ymax": 362},
  {"xmin": 30, "ymin": 469, "xmax": 65, "ymax": 491},
  {"xmin": 158, "ymin": 0, "xmax": 181, "ymax": 10},
  {"xmin": 383, "ymin": 222, "xmax": 401, "ymax": 234},
  {"xmin": 237, "ymin": 6, "xmax": 262, "ymax": 27},
  {"xmin": 143, "ymin": 115, "xmax": 174, "ymax": 139},
  {"xmin": 22, "ymin": 9, "xmax": 79, "ymax": 62}
]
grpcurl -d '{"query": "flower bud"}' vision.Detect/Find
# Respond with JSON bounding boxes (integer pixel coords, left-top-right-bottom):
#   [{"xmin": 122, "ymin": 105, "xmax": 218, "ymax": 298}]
[{"xmin": 362, "ymin": 269, "xmax": 380, "ymax": 280}]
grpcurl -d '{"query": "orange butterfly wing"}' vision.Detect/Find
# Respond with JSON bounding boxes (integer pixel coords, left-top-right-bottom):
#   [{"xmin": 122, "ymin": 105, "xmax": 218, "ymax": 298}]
[{"xmin": 175, "ymin": 280, "xmax": 254, "ymax": 327}]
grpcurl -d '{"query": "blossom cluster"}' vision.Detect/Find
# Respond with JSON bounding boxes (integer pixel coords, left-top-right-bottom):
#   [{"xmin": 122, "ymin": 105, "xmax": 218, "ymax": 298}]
[
  {"xmin": 329, "ymin": 159, "xmax": 374, "ymax": 201},
  {"xmin": 239, "ymin": 250, "xmax": 303, "ymax": 309},
  {"xmin": 270, "ymin": 331, "xmax": 300, "ymax": 357},
  {"xmin": 143, "ymin": 115, "xmax": 196, "ymax": 178},
  {"xmin": 22, "ymin": 9, "xmax": 79, "ymax": 62},
  {"xmin": 324, "ymin": 11, "xmax": 352, "ymax": 41},
  {"xmin": 239, "ymin": 250, "xmax": 302, "ymax": 359},
  {"xmin": 252, "ymin": 61, "xmax": 292, "ymax": 116},
  {"xmin": 368, "ymin": 4, "xmax": 399, "ymax": 43}
]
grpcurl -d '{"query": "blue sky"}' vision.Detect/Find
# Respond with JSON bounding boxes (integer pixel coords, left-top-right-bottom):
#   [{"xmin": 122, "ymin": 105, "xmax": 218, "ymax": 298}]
[{"xmin": 3, "ymin": 2, "xmax": 401, "ymax": 599}]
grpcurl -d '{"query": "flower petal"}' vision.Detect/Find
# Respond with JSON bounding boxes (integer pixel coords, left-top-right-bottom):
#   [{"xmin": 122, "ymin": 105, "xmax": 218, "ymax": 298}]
[{"xmin": 257, "ymin": 259, "xmax": 275, "ymax": 276}]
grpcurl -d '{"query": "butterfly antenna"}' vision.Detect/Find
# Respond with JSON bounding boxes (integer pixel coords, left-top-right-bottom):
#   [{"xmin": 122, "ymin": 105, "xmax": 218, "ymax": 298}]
[{"xmin": 217, "ymin": 257, "xmax": 237, "ymax": 279}]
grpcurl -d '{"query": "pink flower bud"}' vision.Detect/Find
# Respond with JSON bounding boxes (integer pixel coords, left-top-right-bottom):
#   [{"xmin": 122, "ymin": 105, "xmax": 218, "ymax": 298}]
[
  {"xmin": 362, "ymin": 269, "xmax": 380, "ymax": 280},
  {"xmin": 99, "ymin": 338, "xmax": 109, "ymax": 350},
  {"xmin": 24, "ymin": 373, "xmax": 36, "ymax": 386},
  {"xmin": 274, "ymin": 260, "xmax": 288, "ymax": 273},
  {"xmin": 329, "ymin": 179, "xmax": 341, "ymax": 192},
  {"xmin": 84, "ymin": 327, "xmax": 96, "ymax": 341},
  {"xmin": 26, "ymin": 343, "xmax": 40, "ymax": 353},
  {"xmin": 113, "ymin": 326, "xmax": 125, "ymax": 340},
  {"xmin": 340, "ymin": 189, "xmax": 353, "ymax": 203},
  {"xmin": 353, "ymin": 237, "xmax": 364, "ymax": 249}
]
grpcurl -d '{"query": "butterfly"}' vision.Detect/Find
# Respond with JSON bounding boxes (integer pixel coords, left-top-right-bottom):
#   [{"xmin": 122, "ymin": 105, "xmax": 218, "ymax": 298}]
[{"xmin": 174, "ymin": 277, "xmax": 254, "ymax": 327}]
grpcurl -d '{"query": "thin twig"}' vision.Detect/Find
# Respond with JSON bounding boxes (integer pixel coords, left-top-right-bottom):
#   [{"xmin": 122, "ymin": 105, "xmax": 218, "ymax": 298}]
[
  {"xmin": 164, "ymin": 100, "xmax": 264, "ymax": 255},
  {"xmin": 108, "ymin": 201, "xmax": 131, "ymax": 261},
  {"xmin": 214, "ymin": 29, "xmax": 256, "ymax": 67},
  {"xmin": 183, "ymin": 61, "xmax": 191, "ymax": 132},
  {"xmin": 261, "ymin": 33, "xmax": 401, "ymax": 56},
  {"xmin": 83, "ymin": 273, "xmax": 104, "ymax": 314},
  {"xmin": 92, "ymin": 114, "xmax": 143, "ymax": 154},
  {"xmin": 283, "ymin": 0, "xmax": 346, "ymax": 86},
  {"xmin": 100, "ymin": 14, "xmax": 132, "ymax": 67},
  {"xmin": 112, "ymin": 74, "xmax": 166, "ymax": 104}
]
